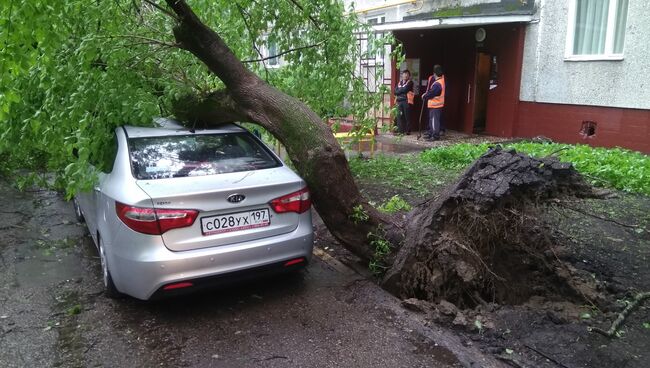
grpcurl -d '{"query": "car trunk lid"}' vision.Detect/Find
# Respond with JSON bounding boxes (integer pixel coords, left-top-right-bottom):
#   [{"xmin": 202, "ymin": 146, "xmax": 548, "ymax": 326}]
[{"xmin": 136, "ymin": 167, "xmax": 304, "ymax": 251}]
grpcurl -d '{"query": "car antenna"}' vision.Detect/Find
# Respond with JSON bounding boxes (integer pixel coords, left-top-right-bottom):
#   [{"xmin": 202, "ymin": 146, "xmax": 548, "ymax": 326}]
[{"xmin": 190, "ymin": 119, "xmax": 197, "ymax": 133}]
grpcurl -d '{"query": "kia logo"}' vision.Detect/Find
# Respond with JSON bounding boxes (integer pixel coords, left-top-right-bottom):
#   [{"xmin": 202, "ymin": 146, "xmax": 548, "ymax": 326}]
[{"xmin": 227, "ymin": 194, "xmax": 246, "ymax": 203}]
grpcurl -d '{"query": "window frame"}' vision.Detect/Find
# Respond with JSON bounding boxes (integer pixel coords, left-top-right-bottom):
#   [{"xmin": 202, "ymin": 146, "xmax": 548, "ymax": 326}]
[
  {"xmin": 266, "ymin": 41, "xmax": 280, "ymax": 67},
  {"xmin": 366, "ymin": 15, "xmax": 386, "ymax": 25},
  {"xmin": 564, "ymin": 0, "xmax": 627, "ymax": 61}
]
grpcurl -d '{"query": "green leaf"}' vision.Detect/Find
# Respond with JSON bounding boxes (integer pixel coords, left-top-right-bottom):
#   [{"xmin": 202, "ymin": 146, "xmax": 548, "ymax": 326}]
[{"xmin": 643, "ymin": 322, "xmax": 650, "ymax": 329}]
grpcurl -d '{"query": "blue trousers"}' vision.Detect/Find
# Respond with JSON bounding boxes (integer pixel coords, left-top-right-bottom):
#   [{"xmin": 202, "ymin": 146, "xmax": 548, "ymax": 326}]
[{"xmin": 428, "ymin": 108, "xmax": 442, "ymax": 139}]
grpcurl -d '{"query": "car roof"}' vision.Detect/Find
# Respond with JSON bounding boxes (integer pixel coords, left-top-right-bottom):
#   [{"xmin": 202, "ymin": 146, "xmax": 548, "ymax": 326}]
[{"xmin": 123, "ymin": 118, "xmax": 247, "ymax": 138}]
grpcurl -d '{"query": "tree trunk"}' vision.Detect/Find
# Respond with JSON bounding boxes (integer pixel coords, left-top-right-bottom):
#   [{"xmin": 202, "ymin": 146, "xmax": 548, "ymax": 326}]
[{"xmin": 165, "ymin": 0, "xmax": 389, "ymax": 261}]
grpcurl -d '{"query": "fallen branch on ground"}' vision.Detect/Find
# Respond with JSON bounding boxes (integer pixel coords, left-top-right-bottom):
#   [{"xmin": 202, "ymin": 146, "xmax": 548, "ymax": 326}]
[
  {"xmin": 495, "ymin": 354, "xmax": 527, "ymax": 368},
  {"xmin": 555, "ymin": 201, "xmax": 639, "ymax": 229},
  {"xmin": 591, "ymin": 291, "xmax": 650, "ymax": 338},
  {"xmin": 524, "ymin": 344, "xmax": 571, "ymax": 368}
]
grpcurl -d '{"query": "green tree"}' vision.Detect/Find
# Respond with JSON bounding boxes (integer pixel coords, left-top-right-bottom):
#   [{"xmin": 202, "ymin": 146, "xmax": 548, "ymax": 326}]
[{"xmin": 1, "ymin": 0, "xmax": 392, "ymax": 258}]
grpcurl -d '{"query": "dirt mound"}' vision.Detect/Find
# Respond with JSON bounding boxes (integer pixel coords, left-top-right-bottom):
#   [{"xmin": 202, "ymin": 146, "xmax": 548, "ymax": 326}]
[{"xmin": 383, "ymin": 147, "xmax": 601, "ymax": 308}]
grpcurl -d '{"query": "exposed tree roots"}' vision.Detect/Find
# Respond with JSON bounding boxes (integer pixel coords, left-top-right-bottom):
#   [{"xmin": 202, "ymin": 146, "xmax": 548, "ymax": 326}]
[
  {"xmin": 383, "ymin": 147, "xmax": 599, "ymax": 308},
  {"xmin": 591, "ymin": 291, "xmax": 650, "ymax": 338}
]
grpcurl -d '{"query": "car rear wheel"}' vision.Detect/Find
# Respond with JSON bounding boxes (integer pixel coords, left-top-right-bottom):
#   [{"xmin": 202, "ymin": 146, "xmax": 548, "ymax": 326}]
[
  {"xmin": 72, "ymin": 198, "xmax": 84, "ymax": 223},
  {"xmin": 99, "ymin": 237, "xmax": 122, "ymax": 299}
]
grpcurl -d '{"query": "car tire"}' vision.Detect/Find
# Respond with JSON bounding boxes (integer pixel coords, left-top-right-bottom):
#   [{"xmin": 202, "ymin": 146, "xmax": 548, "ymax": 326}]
[
  {"xmin": 72, "ymin": 198, "xmax": 85, "ymax": 223},
  {"xmin": 98, "ymin": 237, "xmax": 122, "ymax": 299}
]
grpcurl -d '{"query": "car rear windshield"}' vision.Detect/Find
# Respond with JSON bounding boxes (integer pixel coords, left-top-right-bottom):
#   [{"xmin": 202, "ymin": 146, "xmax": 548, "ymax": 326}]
[{"xmin": 128, "ymin": 132, "xmax": 281, "ymax": 180}]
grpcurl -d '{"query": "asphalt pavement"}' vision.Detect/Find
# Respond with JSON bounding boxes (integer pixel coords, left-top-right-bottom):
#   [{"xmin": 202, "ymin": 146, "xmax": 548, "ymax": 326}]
[{"xmin": 0, "ymin": 180, "xmax": 500, "ymax": 367}]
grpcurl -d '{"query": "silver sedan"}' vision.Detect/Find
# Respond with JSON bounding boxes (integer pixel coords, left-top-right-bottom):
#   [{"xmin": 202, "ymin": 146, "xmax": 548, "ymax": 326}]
[{"xmin": 74, "ymin": 119, "xmax": 313, "ymax": 300}]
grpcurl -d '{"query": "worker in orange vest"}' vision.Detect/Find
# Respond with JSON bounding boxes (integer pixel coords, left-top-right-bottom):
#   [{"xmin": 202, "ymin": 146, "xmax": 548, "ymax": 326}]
[{"xmin": 422, "ymin": 65, "xmax": 445, "ymax": 141}]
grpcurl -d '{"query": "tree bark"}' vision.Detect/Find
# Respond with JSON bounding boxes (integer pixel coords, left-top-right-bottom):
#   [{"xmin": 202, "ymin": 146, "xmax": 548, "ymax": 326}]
[
  {"xmin": 164, "ymin": 0, "xmax": 389, "ymax": 261},
  {"xmin": 382, "ymin": 147, "xmax": 597, "ymax": 306}
]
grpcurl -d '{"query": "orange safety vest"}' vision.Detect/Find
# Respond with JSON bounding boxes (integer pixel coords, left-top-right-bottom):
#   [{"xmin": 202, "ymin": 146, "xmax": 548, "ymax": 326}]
[{"xmin": 426, "ymin": 75, "xmax": 445, "ymax": 109}]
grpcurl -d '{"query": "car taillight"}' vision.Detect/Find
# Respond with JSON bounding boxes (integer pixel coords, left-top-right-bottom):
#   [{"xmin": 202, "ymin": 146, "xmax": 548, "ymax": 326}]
[
  {"xmin": 269, "ymin": 188, "xmax": 311, "ymax": 214},
  {"xmin": 115, "ymin": 202, "xmax": 198, "ymax": 235}
]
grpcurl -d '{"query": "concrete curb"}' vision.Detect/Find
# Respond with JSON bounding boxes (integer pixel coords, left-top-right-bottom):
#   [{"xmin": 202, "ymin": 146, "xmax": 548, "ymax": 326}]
[{"xmin": 312, "ymin": 247, "xmax": 358, "ymax": 276}]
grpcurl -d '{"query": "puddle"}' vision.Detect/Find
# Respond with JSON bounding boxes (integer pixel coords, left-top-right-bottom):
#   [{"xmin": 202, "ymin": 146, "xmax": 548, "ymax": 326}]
[
  {"xmin": 14, "ymin": 245, "xmax": 83, "ymax": 288},
  {"xmin": 15, "ymin": 237, "xmax": 85, "ymax": 287},
  {"xmin": 266, "ymin": 129, "xmax": 505, "ymax": 161},
  {"xmin": 0, "ymin": 212, "xmax": 24, "ymax": 229},
  {"xmin": 268, "ymin": 138, "xmax": 425, "ymax": 162},
  {"xmin": 343, "ymin": 140, "xmax": 425, "ymax": 157}
]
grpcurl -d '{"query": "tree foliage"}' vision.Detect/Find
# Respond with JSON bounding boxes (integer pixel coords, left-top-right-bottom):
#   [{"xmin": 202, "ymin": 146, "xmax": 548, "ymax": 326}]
[{"xmin": 0, "ymin": 0, "xmax": 392, "ymax": 196}]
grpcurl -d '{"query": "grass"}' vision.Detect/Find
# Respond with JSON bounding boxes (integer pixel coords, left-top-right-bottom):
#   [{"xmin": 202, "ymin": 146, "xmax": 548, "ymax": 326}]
[
  {"xmin": 368, "ymin": 226, "xmax": 392, "ymax": 276},
  {"xmin": 350, "ymin": 142, "xmax": 649, "ymax": 196},
  {"xmin": 420, "ymin": 142, "xmax": 650, "ymax": 195},
  {"xmin": 348, "ymin": 155, "xmax": 456, "ymax": 195},
  {"xmin": 377, "ymin": 195, "xmax": 412, "ymax": 213}
]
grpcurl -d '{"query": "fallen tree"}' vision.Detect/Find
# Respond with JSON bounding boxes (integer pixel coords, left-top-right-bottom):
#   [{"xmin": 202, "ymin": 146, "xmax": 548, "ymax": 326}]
[
  {"xmin": 164, "ymin": 0, "xmax": 393, "ymax": 261},
  {"xmin": 164, "ymin": 1, "xmax": 599, "ymax": 305}
]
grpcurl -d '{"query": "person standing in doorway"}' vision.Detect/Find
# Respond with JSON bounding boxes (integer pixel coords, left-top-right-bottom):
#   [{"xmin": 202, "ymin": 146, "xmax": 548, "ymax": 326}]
[
  {"xmin": 394, "ymin": 70, "xmax": 413, "ymax": 135},
  {"xmin": 422, "ymin": 65, "xmax": 445, "ymax": 141}
]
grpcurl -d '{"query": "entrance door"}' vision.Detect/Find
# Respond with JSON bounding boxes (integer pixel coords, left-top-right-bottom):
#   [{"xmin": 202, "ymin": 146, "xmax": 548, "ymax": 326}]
[{"xmin": 472, "ymin": 52, "xmax": 491, "ymax": 133}]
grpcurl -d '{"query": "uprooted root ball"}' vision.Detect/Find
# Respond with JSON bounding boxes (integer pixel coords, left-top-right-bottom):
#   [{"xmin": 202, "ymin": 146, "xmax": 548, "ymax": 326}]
[{"xmin": 383, "ymin": 147, "xmax": 600, "ymax": 308}]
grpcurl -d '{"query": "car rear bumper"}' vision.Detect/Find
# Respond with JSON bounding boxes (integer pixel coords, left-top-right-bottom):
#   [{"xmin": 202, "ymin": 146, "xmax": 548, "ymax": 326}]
[
  {"xmin": 148, "ymin": 256, "xmax": 308, "ymax": 300},
  {"xmin": 108, "ymin": 218, "xmax": 313, "ymax": 300}
]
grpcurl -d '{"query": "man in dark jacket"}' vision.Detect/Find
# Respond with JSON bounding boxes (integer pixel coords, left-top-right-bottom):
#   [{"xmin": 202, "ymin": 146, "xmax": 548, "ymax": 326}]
[{"xmin": 394, "ymin": 70, "xmax": 413, "ymax": 135}]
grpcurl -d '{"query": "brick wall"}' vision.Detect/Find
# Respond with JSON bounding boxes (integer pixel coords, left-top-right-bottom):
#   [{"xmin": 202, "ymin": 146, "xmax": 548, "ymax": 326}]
[{"xmin": 516, "ymin": 102, "xmax": 650, "ymax": 153}]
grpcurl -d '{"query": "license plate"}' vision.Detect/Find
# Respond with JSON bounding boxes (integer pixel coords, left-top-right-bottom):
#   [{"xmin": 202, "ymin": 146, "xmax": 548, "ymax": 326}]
[{"xmin": 201, "ymin": 209, "xmax": 270, "ymax": 235}]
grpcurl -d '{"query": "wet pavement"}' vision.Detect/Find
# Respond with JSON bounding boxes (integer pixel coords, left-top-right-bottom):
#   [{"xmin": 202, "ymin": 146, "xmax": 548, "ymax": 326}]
[
  {"xmin": 0, "ymin": 179, "xmax": 501, "ymax": 367},
  {"xmin": 340, "ymin": 130, "xmax": 506, "ymax": 158}
]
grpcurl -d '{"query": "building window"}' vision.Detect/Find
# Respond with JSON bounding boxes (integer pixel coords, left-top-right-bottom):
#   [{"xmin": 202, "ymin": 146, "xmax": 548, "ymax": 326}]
[
  {"xmin": 367, "ymin": 15, "xmax": 386, "ymax": 25},
  {"xmin": 566, "ymin": 0, "xmax": 628, "ymax": 60},
  {"xmin": 267, "ymin": 41, "xmax": 279, "ymax": 66},
  {"xmin": 363, "ymin": 16, "xmax": 386, "ymax": 60}
]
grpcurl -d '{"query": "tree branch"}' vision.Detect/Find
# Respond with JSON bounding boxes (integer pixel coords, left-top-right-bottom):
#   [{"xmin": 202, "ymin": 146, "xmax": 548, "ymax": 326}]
[
  {"xmin": 235, "ymin": 2, "xmax": 270, "ymax": 81},
  {"xmin": 242, "ymin": 40, "xmax": 325, "ymax": 63},
  {"xmin": 142, "ymin": 0, "xmax": 179, "ymax": 20},
  {"xmin": 171, "ymin": 89, "xmax": 248, "ymax": 125},
  {"xmin": 95, "ymin": 34, "xmax": 180, "ymax": 49},
  {"xmin": 123, "ymin": 44, "xmax": 171, "ymax": 69},
  {"xmin": 555, "ymin": 201, "xmax": 639, "ymax": 229},
  {"xmin": 171, "ymin": 65, "xmax": 207, "ymax": 94},
  {"xmin": 591, "ymin": 292, "xmax": 650, "ymax": 338},
  {"xmin": 284, "ymin": 0, "xmax": 321, "ymax": 30},
  {"xmin": 164, "ymin": 0, "xmax": 260, "ymax": 91}
]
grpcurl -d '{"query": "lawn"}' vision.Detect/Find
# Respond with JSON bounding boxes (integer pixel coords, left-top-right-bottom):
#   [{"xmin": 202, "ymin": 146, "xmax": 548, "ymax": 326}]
[{"xmin": 350, "ymin": 142, "xmax": 650, "ymax": 196}]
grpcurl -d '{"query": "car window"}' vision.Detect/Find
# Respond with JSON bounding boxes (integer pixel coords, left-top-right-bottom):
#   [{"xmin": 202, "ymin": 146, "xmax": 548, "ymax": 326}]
[{"xmin": 128, "ymin": 133, "xmax": 281, "ymax": 180}]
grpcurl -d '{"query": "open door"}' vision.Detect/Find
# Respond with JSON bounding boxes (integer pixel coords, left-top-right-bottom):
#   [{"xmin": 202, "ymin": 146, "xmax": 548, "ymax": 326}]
[
  {"xmin": 472, "ymin": 52, "xmax": 491, "ymax": 133},
  {"xmin": 461, "ymin": 51, "xmax": 491, "ymax": 134}
]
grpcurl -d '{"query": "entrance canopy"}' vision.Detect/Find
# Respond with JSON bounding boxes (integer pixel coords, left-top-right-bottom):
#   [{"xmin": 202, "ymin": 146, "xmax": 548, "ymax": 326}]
[{"xmin": 373, "ymin": 14, "xmax": 534, "ymax": 31}]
